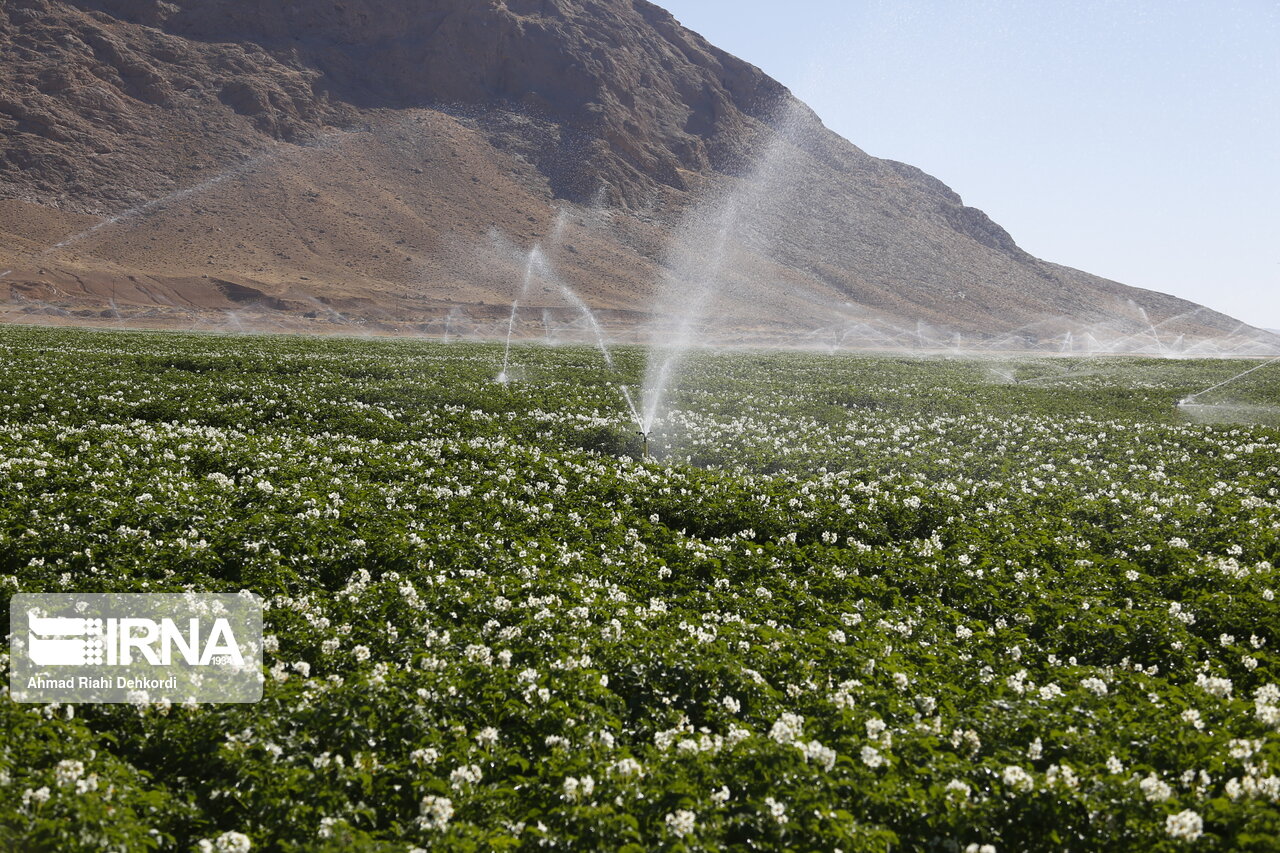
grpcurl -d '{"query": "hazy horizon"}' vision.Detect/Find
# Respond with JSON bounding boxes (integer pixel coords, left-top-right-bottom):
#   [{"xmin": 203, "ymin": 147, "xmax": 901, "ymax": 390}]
[{"xmin": 659, "ymin": 0, "xmax": 1280, "ymax": 330}]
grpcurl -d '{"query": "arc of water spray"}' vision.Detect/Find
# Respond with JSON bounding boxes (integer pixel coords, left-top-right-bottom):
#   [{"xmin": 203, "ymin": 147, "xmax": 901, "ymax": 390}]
[
  {"xmin": 546, "ymin": 273, "xmax": 615, "ymax": 369},
  {"xmin": 1132, "ymin": 305, "xmax": 1167, "ymax": 354},
  {"xmin": 0, "ymin": 132, "xmax": 349, "ymax": 297},
  {"xmin": 503, "ymin": 242, "xmax": 643, "ymax": 427},
  {"xmin": 494, "ymin": 221, "xmax": 646, "ymax": 441},
  {"xmin": 484, "ymin": 199, "xmax": 650, "ymax": 444},
  {"xmin": 525, "ymin": 211, "xmax": 618, "ymax": 367},
  {"xmin": 639, "ymin": 204, "xmax": 736, "ymax": 434},
  {"xmin": 442, "ymin": 307, "xmax": 460, "ymax": 342},
  {"xmin": 1180, "ymin": 355, "xmax": 1280, "ymax": 405},
  {"xmin": 499, "ymin": 245, "xmax": 542, "ymax": 383}
]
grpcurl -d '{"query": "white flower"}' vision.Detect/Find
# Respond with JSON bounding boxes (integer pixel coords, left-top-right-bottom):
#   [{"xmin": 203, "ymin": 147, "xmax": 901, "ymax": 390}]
[
  {"xmin": 831, "ymin": 680, "xmax": 859, "ymax": 710},
  {"xmin": 861, "ymin": 745, "xmax": 886, "ymax": 769},
  {"xmin": 799, "ymin": 739, "xmax": 837, "ymax": 771},
  {"xmin": 351, "ymin": 645, "xmax": 371, "ymax": 663},
  {"xmin": 964, "ymin": 845, "xmax": 997, "ymax": 853},
  {"xmin": 450, "ymin": 764, "xmax": 482, "ymax": 789},
  {"xmin": 945, "ymin": 779, "xmax": 971, "ymax": 801},
  {"xmin": 1045, "ymin": 763, "xmax": 1077, "ymax": 790},
  {"xmin": 1196, "ymin": 673, "xmax": 1233, "ymax": 700},
  {"xmin": 1081, "ymin": 677, "xmax": 1108, "ymax": 696},
  {"xmin": 418, "ymin": 795, "xmax": 453, "ymax": 831},
  {"xmin": 1227, "ymin": 738, "xmax": 1258, "ymax": 760},
  {"xmin": 769, "ymin": 712, "xmax": 805, "ymax": 745},
  {"xmin": 214, "ymin": 831, "xmax": 252, "ymax": 853},
  {"xmin": 464, "ymin": 644, "xmax": 493, "ymax": 666},
  {"xmin": 1139, "ymin": 773, "xmax": 1172, "ymax": 802},
  {"xmin": 1106, "ymin": 755, "xmax": 1124, "ymax": 774},
  {"xmin": 951, "ymin": 728, "xmax": 982, "ymax": 757},
  {"xmin": 611, "ymin": 757, "xmax": 643, "ymax": 780},
  {"xmin": 1165, "ymin": 809, "xmax": 1203, "ymax": 842},
  {"xmin": 711, "ymin": 786, "xmax": 730, "ymax": 806},
  {"xmin": 563, "ymin": 775, "xmax": 594, "ymax": 800},
  {"xmin": 411, "ymin": 747, "xmax": 439, "ymax": 766},
  {"xmin": 54, "ymin": 759, "xmax": 84, "ymax": 787},
  {"xmin": 1254, "ymin": 684, "xmax": 1280, "ymax": 728},
  {"xmin": 21, "ymin": 787, "xmax": 51, "ymax": 809},
  {"xmin": 665, "ymin": 809, "xmax": 697, "ymax": 838},
  {"xmin": 1001, "ymin": 765, "xmax": 1034, "ymax": 794},
  {"xmin": 763, "ymin": 796, "xmax": 788, "ymax": 825}
]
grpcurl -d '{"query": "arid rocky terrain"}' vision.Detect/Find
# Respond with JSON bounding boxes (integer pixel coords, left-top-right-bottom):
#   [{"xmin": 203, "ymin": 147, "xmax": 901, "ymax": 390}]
[{"xmin": 0, "ymin": 0, "xmax": 1271, "ymax": 350}]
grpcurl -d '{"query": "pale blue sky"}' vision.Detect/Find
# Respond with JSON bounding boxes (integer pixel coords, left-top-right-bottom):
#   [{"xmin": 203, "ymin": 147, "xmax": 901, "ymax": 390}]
[{"xmin": 658, "ymin": 0, "xmax": 1280, "ymax": 329}]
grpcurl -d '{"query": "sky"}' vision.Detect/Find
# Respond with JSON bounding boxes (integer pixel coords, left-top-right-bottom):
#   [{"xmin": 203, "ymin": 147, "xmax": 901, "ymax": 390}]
[{"xmin": 657, "ymin": 0, "xmax": 1280, "ymax": 329}]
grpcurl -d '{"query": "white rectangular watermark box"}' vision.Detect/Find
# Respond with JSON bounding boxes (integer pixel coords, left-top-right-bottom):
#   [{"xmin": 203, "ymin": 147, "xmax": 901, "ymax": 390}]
[{"xmin": 10, "ymin": 593, "xmax": 263, "ymax": 704}]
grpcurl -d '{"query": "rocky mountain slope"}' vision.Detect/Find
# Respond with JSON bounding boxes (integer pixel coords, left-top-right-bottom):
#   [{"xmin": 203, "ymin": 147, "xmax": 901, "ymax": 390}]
[{"xmin": 0, "ymin": 0, "xmax": 1270, "ymax": 350}]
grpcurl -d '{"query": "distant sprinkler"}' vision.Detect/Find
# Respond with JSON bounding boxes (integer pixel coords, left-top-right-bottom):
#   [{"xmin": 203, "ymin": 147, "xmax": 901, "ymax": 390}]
[
  {"xmin": 636, "ymin": 431, "xmax": 649, "ymax": 458},
  {"xmin": 1179, "ymin": 355, "xmax": 1280, "ymax": 410}
]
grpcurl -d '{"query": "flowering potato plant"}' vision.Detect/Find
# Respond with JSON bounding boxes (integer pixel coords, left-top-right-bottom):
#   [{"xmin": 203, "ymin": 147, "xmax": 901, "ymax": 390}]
[{"xmin": 0, "ymin": 325, "xmax": 1276, "ymax": 851}]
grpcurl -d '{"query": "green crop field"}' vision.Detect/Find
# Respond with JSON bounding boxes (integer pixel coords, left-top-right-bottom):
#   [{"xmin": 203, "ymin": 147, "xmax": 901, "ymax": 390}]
[{"xmin": 1, "ymin": 325, "xmax": 1277, "ymax": 852}]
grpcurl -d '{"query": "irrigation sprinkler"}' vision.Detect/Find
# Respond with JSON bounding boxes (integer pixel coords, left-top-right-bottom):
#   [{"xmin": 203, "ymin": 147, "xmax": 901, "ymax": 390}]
[
  {"xmin": 637, "ymin": 431, "xmax": 649, "ymax": 458},
  {"xmin": 1178, "ymin": 354, "xmax": 1280, "ymax": 410}
]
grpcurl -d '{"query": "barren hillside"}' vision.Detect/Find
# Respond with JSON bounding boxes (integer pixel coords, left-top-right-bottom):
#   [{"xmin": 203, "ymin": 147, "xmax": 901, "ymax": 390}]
[{"xmin": 0, "ymin": 0, "xmax": 1270, "ymax": 351}]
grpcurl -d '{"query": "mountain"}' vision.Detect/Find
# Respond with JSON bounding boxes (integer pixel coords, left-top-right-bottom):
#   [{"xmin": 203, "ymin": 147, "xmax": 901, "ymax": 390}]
[{"xmin": 0, "ymin": 0, "xmax": 1271, "ymax": 352}]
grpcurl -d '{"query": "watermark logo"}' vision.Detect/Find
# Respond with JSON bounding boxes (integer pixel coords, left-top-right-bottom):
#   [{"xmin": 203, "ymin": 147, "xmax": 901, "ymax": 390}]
[
  {"xmin": 28, "ymin": 615, "xmax": 104, "ymax": 666},
  {"xmin": 10, "ymin": 593, "xmax": 262, "ymax": 704}
]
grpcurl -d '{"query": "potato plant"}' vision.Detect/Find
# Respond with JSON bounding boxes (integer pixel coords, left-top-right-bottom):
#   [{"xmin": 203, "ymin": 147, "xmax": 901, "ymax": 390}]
[{"xmin": 0, "ymin": 326, "xmax": 1276, "ymax": 851}]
